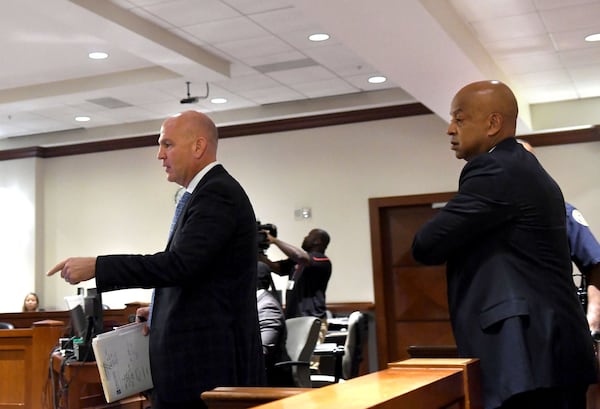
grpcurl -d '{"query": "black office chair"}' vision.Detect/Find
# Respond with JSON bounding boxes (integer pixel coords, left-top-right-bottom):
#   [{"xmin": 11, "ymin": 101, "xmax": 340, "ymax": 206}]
[
  {"xmin": 274, "ymin": 317, "xmax": 321, "ymax": 388},
  {"xmin": 311, "ymin": 311, "xmax": 367, "ymax": 386},
  {"xmin": 0, "ymin": 322, "xmax": 15, "ymax": 330}
]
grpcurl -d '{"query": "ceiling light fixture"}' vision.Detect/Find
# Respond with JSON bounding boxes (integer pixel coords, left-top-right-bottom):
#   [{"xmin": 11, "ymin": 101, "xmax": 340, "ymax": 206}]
[
  {"xmin": 88, "ymin": 52, "xmax": 108, "ymax": 60},
  {"xmin": 368, "ymin": 76, "xmax": 387, "ymax": 84},
  {"xmin": 308, "ymin": 33, "xmax": 330, "ymax": 42},
  {"xmin": 75, "ymin": 116, "xmax": 91, "ymax": 122},
  {"xmin": 584, "ymin": 33, "xmax": 600, "ymax": 42},
  {"xmin": 210, "ymin": 97, "xmax": 227, "ymax": 104}
]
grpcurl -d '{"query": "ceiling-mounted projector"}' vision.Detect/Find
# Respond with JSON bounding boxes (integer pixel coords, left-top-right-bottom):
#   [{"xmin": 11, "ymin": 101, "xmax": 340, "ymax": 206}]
[{"xmin": 180, "ymin": 81, "xmax": 209, "ymax": 104}]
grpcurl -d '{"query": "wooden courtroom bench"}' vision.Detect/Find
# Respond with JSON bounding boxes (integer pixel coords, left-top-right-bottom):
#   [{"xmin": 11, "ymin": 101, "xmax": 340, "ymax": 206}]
[
  {"xmin": 0, "ymin": 320, "xmax": 65, "ymax": 409},
  {"xmin": 202, "ymin": 358, "xmax": 482, "ymax": 409}
]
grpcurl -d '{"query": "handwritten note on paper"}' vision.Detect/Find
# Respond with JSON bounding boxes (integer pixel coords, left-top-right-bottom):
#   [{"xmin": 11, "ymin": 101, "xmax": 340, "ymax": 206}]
[{"xmin": 92, "ymin": 322, "xmax": 153, "ymax": 403}]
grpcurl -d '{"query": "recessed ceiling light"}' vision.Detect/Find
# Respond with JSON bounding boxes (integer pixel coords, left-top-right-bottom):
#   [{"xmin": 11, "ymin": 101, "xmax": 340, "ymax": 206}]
[
  {"xmin": 75, "ymin": 116, "xmax": 91, "ymax": 122},
  {"xmin": 308, "ymin": 33, "xmax": 330, "ymax": 42},
  {"xmin": 210, "ymin": 98, "xmax": 227, "ymax": 104},
  {"xmin": 88, "ymin": 52, "xmax": 109, "ymax": 60},
  {"xmin": 584, "ymin": 33, "xmax": 600, "ymax": 42},
  {"xmin": 368, "ymin": 76, "xmax": 387, "ymax": 84}
]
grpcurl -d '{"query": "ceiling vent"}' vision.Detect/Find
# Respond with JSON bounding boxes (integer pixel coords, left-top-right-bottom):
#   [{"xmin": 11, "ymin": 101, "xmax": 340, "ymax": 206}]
[{"xmin": 86, "ymin": 97, "xmax": 133, "ymax": 109}]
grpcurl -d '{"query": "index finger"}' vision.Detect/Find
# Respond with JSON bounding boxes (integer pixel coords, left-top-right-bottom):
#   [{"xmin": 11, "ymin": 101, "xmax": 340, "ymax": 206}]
[{"xmin": 46, "ymin": 260, "xmax": 66, "ymax": 276}]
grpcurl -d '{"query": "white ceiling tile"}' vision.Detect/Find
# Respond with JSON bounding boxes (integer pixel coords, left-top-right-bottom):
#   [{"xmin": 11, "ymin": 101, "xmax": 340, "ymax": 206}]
[
  {"xmin": 483, "ymin": 35, "xmax": 556, "ymax": 57},
  {"xmin": 213, "ymin": 36, "xmax": 294, "ymax": 63},
  {"xmin": 539, "ymin": 3, "xmax": 600, "ymax": 32},
  {"xmin": 559, "ymin": 47, "xmax": 600, "ymax": 68},
  {"xmin": 266, "ymin": 66, "xmax": 336, "ymax": 85},
  {"xmin": 237, "ymin": 85, "xmax": 304, "ymax": 104},
  {"xmin": 512, "ymin": 69, "xmax": 572, "ymax": 88},
  {"xmin": 569, "ymin": 66, "xmax": 600, "ymax": 98},
  {"xmin": 470, "ymin": 13, "xmax": 547, "ymax": 43},
  {"xmin": 344, "ymin": 74, "xmax": 399, "ymax": 92},
  {"xmin": 495, "ymin": 52, "xmax": 563, "ymax": 75},
  {"xmin": 532, "ymin": 0, "xmax": 600, "ymax": 10},
  {"xmin": 141, "ymin": 0, "xmax": 240, "ymax": 27},
  {"xmin": 185, "ymin": 16, "xmax": 269, "ymax": 44},
  {"xmin": 242, "ymin": 51, "xmax": 306, "ymax": 68},
  {"xmin": 220, "ymin": 0, "xmax": 294, "ymax": 15},
  {"xmin": 521, "ymin": 84, "xmax": 579, "ymax": 103},
  {"xmin": 303, "ymin": 45, "xmax": 371, "ymax": 74},
  {"xmin": 551, "ymin": 28, "xmax": 600, "ymax": 51},
  {"xmin": 249, "ymin": 7, "xmax": 317, "ymax": 34},
  {"xmin": 450, "ymin": 0, "xmax": 536, "ymax": 22},
  {"xmin": 291, "ymin": 78, "xmax": 358, "ymax": 98},
  {"xmin": 215, "ymin": 74, "xmax": 281, "ymax": 92}
]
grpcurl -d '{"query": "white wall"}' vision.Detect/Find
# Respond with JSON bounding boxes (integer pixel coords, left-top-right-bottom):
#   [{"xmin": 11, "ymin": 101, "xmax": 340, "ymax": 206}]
[
  {"xmin": 0, "ymin": 157, "xmax": 37, "ymax": 312},
  {"xmin": 1, "ymin": 114, "xmax": 599, "ymax": 312}
]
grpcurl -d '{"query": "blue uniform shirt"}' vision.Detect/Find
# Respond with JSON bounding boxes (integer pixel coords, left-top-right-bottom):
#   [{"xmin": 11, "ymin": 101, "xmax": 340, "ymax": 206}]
[{"xmin": 566, "ymin": 202, "xmax": 600, "ymax": 274}]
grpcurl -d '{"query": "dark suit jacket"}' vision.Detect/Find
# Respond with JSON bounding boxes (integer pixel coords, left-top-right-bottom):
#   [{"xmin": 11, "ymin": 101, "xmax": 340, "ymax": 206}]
[
  {"xmin": 412, "ymin": 138, "xmax": 597, "ymax": 409},
  {"xmin": 95, "ymin": 165, "xmax": 265, "ymax": 401}
]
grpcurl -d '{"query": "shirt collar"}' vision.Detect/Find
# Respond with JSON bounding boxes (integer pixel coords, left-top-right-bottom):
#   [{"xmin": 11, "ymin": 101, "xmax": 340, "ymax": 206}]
[{"xmin": 186, "ymin": 161, "xmax": 219, "ymax": 193}]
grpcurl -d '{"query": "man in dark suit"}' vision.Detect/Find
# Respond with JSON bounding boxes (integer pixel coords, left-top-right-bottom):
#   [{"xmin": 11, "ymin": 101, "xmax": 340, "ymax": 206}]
[
  {"xmin": 412, "ymin": 80, "xmax": 597, "ymax": 409},
  {"xmin": 47, "ymin": 110, "xmax": 265, "ymax": 409}
]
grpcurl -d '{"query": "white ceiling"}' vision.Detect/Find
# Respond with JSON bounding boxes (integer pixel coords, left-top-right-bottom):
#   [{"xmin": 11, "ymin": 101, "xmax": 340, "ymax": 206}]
[{"xmin": 1, "ymin": 0, "xmax": 599, "ymax": 146}]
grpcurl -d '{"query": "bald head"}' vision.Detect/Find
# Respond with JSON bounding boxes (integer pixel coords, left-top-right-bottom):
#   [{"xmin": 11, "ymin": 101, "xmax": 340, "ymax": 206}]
[
  {"xmin": 165, "ymin": 110, "xmax": 218, "ymax": 149},
  {"xmin": 447, "ymin": 80, "xmax": 519, "ymax": 161},
  {"xmin": 455, "ymin": 80, "xmax": 518, "ymax": 135},
  {"xmin": 157, "ymin": 110, "xmax": 219, "ymax": 187}
]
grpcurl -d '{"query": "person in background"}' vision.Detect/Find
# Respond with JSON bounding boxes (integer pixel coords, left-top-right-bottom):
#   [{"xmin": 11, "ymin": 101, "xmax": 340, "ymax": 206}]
[
  {"xmin": 412, "ymin": 80, "xmax": 597, "ymax": 409},
  {"xmin": 22, "ymin": 292, "xmax": 40, "ymax": 312},
  {"xmin": 47, "ymin": 110, "xmax": 265, "ymax": 409},
  {"xmin": 260, "ymin": 229, "xmax": 331, "ymax": 338},
  {"xmin": 256, "ymin": 261, "xmax": 292, "ymax": 386}
]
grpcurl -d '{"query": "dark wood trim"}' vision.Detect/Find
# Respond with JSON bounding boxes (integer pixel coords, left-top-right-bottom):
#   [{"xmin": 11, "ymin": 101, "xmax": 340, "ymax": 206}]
[
  {"xmin": 327, "ymin": 302, "xmax": 375, "ymax": 315},
  {"xmin": 0, "ymin": 103, "xmax": 430, "ymax": 161},
  {"xmin": 519, "ymin": 125, "xmax": 600, "ymax": 147}
]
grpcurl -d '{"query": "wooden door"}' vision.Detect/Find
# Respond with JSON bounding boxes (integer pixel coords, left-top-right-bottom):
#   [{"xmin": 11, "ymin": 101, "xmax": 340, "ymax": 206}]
[{"xmin": 369, "ymin": 192, "xmax": 456, "ymax": 368}]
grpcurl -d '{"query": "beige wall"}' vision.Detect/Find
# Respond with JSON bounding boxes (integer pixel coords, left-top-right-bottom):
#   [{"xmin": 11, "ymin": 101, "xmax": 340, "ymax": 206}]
[{"xmin": 1, "ymin": 114, "xmax": 599, "ymax": 311}]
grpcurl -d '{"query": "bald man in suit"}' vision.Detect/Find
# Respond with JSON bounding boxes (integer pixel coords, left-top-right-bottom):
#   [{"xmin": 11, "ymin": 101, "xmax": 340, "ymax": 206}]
[
  {"xmin": 413, "ymin": 81, "xmax": 597, "ymax": 409},
  {"xmin": 48, "ymin": 111, "xmax": 265, "ymax": 409}
]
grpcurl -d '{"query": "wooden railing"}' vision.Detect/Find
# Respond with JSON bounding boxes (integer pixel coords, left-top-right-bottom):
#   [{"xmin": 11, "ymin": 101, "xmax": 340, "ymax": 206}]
[
  {"xmin": 0, "ymin": 302, "xmax": 148, "ymax": 333},
  {"xmin": 0, "ymin": 320, "xmax": 65, "ymax": 409},
  {"xmin": 202, "ymin": 358, "xmax": 482, "ymax": 409}
]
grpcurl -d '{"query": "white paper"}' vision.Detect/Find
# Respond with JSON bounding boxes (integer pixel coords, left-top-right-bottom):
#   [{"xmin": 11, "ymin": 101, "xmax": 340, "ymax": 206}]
[{"xmin": 92, "ymin": 322, "xmax": 153, "ymax": 403}]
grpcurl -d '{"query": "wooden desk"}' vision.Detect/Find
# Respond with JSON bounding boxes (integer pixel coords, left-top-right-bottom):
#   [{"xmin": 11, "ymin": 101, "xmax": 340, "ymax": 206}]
[{"xmin": 51, "ymin": 353, "xmax": 147, "ymax": 409}]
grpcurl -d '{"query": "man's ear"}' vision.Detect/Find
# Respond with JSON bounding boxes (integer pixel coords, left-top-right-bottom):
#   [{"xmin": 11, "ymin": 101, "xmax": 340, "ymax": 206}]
[
  {"xmin": 487, "ymin": 112, "xmax": 503, "ymax": 136},
  {"xmin": 193, "ymin": 136, "xmax": 207, "ymax": 158}
]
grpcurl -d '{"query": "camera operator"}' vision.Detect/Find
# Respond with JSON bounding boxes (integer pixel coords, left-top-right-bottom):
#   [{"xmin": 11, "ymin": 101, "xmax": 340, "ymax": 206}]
[{"xmin": 259, "ymin": 228, "xmax": 332, "ymax": 369}]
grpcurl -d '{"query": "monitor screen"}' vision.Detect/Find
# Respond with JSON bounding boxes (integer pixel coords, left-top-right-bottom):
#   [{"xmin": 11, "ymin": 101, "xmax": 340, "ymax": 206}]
[
  {"xmin": 69, "ymin": 304, "xmax": 87, "ymax": 339},
  {"xmin": 84, "ymin": 288, "xmax": 104, "ymax": 337}
]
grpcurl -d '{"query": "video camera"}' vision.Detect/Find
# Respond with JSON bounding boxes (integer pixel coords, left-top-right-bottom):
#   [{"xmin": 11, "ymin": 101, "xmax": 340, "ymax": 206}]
[{"xmin": 257, "ymin": 222, "xmax": 277, "ymax": 253}]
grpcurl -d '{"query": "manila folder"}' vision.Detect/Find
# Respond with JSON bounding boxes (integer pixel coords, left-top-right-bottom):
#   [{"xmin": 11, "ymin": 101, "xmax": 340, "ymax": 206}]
[{"xmin": 92, "ymin": 322, "xmax": 153, "ymax": 403}]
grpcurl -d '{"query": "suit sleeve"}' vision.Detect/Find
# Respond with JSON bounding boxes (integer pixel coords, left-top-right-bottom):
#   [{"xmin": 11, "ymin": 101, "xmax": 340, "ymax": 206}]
[
  {"xmin": 95, "ymin": 173, "xmax": 244, "ymax": 290},
  {"xmin": 412, "ymin": 154, "xmax": 518, "ymax": 265}
]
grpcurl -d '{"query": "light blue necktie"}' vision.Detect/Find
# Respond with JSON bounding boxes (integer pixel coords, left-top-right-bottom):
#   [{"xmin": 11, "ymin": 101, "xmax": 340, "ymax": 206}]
[{"xmin": 148, "ymin": 191, "xmax": 192, "ymax": 327}]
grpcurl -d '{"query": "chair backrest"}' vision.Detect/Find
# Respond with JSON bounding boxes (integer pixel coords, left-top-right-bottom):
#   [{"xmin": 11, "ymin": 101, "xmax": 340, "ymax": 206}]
[
  {"xmin": 0, "ymin": 322, "xmax": 15, "ymax": 330},
  {"xmin": 341, "ymin": 311, "xmax": 367, "ymax": 380},
  {"xmin": 285, "ymin": 317, "xmax": 321, "ymax": 387}
]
